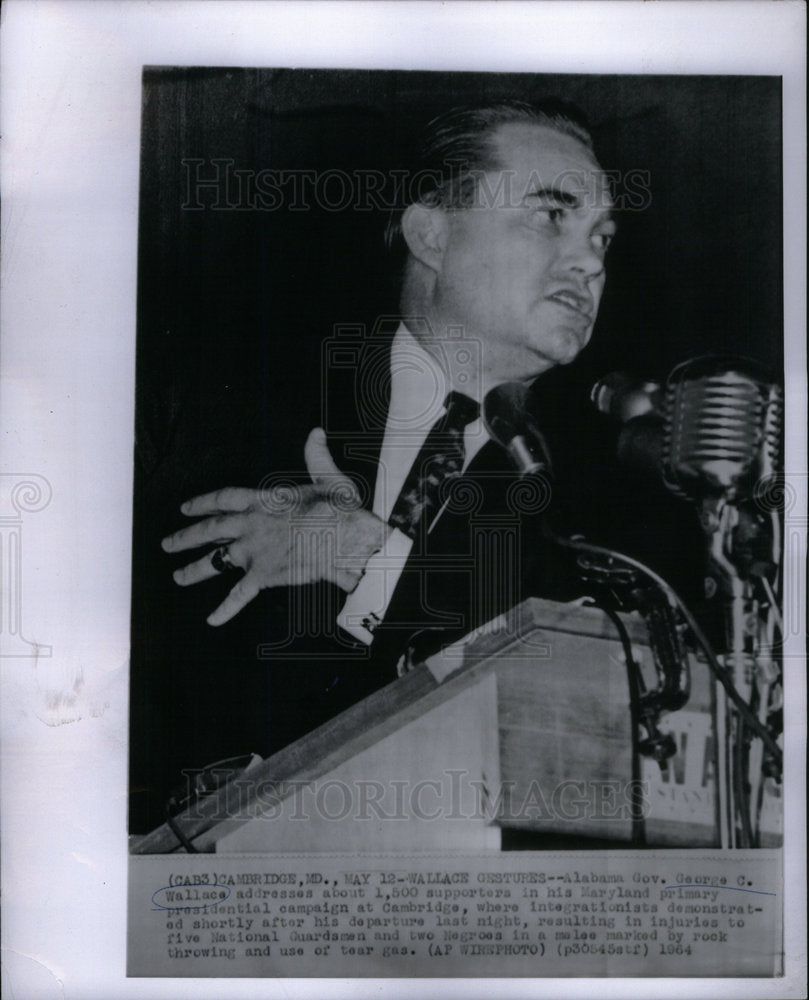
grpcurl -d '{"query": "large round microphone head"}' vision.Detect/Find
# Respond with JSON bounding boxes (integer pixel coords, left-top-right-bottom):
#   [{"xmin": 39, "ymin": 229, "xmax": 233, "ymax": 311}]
[{"xmin": 661, "ymin": 356, "xmax": 783, "ymax": 501}]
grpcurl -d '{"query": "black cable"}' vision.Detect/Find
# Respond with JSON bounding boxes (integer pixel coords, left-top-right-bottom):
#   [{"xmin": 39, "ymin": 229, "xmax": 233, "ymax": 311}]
[{"xmin": 601, "ymin": 605, "xmax": 647, "ymax": 846}]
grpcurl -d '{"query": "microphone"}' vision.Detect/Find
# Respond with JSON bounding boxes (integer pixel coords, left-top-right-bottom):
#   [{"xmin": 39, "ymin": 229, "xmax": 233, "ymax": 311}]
[
  {"xmin": 591, "ymin": 359, "xmax": 782, "ymax": 501},
  {"xmin": 591, "ymin": 371, "xmax": 663, "ymax": 423},
  {"xmin": 483, "ymin": 382, "xmax": 552, "ymax": 477},
  {"xmin": 591, "ymin": 372, "xmax": 666, "ymax": 476},
  {"xmin": 661, "ymin": 356, "xmax": 783, "ymax": 502}
]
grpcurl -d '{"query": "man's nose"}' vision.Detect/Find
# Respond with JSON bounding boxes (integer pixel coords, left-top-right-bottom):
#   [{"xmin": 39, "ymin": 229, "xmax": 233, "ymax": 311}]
[{"xmin": 560, "ymin": 234, "xmax": 605, "ymax": 283}]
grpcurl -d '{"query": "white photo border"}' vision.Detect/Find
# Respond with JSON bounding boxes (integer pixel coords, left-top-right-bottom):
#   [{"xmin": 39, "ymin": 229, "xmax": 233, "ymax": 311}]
[{"xmin": 1, "ymin": 2, "xmax": 805, "ymax": 998}]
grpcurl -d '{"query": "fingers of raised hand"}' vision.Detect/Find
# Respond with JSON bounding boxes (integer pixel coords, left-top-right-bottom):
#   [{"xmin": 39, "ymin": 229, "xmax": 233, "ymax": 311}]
[
  {"xmin": 165, "ymin": 485, "xmax": 389, "ymax": 619},
  {"xmin": 172, "ymin": 542, "xmax": 245, "ymax": 587},
  {"xmin": 162, "ymin": 513, "xmax": 248, "ymax": 553},
  {"xmin": 304, "ymin": 428, "xmax": 340, "ymax": 484},
  {"xmin": 180, "ymin": 487, "xmax": 258, "ymax": 518},
  {"xmin": 207, "ymin": 575, "xmax": 262, "ymax": 627},
  {"xmin": 304, "ymin": 429, "xmax": 361, "ymax": 508}
]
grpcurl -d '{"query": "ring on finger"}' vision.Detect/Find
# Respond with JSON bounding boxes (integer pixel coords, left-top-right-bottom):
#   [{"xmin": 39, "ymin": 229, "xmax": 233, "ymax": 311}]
[{"xmin": 211, "ymin": 545, "xmax": 237, "ymax": 574}]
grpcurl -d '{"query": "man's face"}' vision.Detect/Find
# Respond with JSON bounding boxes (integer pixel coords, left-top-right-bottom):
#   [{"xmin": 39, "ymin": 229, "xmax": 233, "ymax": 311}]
[{"xmin": 431, "ymin": 122, "xmax": 615, "ymax": 387}]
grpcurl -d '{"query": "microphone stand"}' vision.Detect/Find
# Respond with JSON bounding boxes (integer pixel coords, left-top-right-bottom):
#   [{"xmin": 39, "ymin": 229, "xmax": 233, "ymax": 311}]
[{"xmin": 700, "ymin": 491, "xmax": 782, "ymax": 848}]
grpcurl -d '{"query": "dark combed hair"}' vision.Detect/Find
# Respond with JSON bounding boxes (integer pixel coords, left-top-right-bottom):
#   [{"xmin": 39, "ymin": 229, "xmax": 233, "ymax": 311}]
[{"xmin": 384, "ymin": 98, "xmax": 595, "ymax": 261}]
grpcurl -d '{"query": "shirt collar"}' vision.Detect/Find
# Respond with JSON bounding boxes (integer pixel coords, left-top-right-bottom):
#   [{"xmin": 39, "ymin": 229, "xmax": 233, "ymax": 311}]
[
  {"xmin": 387, "ymin": 322, "xmax": 491, "ymax": 465},
  {"xmin": 387, "ymin": 322, "xmax": 451, "ymax": 433}
]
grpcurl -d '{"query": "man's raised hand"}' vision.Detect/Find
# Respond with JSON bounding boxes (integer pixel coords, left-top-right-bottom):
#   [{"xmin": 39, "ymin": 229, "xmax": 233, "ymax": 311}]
[{"xmin": 161, "ymin": 428, "xmax": 391, "ymax": 626}]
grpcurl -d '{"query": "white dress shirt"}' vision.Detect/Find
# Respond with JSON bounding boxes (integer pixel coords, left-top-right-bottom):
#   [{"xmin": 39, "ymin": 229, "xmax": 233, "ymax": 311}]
[{"xmin": 338, "ymin": 324, "xmax": 489, "ymax": 644}]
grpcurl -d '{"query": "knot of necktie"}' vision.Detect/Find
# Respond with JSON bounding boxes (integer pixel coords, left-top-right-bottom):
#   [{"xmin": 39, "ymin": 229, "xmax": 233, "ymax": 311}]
[{"xmin": 441, "ymin": 390, "xmax": 480, "ymax": 432}]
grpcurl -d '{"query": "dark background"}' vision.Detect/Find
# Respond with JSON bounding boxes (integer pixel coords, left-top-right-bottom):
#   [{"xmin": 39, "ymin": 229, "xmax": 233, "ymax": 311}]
[{"xmin": 130, "ymin": 69, "xmax": 783, "ymax": 834}]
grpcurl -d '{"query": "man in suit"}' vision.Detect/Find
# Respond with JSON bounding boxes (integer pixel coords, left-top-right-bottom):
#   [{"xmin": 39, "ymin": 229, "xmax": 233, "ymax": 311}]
[
  {"xmin": 160, "ymin": 100, "xmax": 680, "ymax": 766},
  {"xmin": 163, "ymin": 101, "xmax": 612, "ymax": 588}
]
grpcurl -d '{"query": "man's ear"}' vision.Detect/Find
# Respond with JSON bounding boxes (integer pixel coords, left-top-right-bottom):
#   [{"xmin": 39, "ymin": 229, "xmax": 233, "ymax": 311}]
[{"xmin": 401, "ymin": 202, "xmax": 449, "ymax": 272}]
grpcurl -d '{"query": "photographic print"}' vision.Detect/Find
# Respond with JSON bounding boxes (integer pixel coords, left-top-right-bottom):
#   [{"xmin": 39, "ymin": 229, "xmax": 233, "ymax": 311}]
[
  {"xmin": 127, "ymin": 67, "xmax": 786, "ymax": 977},
  {"xmin": 1, "ymin": 3, "xmax": 803, "ymax": 997}
]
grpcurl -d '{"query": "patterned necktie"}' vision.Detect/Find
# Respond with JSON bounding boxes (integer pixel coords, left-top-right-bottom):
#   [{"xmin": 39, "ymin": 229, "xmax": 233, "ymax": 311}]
[{"xmin": 388, "ymin": 391, "xmax": 480, "ymax": 541}]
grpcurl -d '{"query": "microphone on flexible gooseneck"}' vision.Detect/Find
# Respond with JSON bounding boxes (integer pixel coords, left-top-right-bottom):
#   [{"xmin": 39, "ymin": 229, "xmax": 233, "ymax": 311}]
[{"xmin": 482, "ymin": 381, "xmax": 553, "ymax": 478}]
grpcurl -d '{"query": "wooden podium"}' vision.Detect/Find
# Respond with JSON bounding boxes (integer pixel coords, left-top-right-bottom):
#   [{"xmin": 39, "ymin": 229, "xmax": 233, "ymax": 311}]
[{"xmin": 131, "ymin": 598, "xmax": 739, "ymax": 855}]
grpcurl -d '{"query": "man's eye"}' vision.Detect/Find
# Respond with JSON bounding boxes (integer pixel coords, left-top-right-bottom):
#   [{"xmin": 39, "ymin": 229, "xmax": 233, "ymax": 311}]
[
  {"xmin": 593, "ymin": 232, "xmax": 614, "ymax": 252},
  {"xmin": 531, "ymin": 206, "xmax": 566, "ymax": 225}
]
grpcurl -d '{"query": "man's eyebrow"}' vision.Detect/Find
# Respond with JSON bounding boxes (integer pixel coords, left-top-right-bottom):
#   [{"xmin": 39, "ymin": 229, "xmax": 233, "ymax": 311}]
[
  {"xmin": 524, "ymin": 187, "xmax": 579, "ymax": 207},
  {"xmin": 524, "ymin": 186, "xmax": 617, "ymax": 222}
]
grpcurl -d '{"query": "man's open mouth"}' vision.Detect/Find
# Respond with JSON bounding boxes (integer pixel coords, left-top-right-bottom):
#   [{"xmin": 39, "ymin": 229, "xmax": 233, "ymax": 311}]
[{"xmin": 546, "ymin": 290, "xmax": 592, "ymax": 318}]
